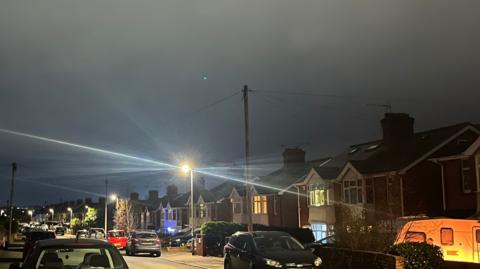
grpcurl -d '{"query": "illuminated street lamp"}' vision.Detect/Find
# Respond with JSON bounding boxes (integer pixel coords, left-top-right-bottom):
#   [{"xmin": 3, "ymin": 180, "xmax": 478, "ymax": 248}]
[
  {"xmin": 27, "ymin": 210, "xmax": 33, "ymax": 221},
  {"xmin": 49, "ymin": 208, "xmax": 54, "ymax": 221},
  {"xmin": 83, "ymin": 205, "xmax": 89, "ymax": 222},
  {"xmin": 181, "ymin": 164, "xmax": 195, "ymax": 255},
  {"xmin": 67, "ymin": 207, "xmax": 73, "ymax": 222}
]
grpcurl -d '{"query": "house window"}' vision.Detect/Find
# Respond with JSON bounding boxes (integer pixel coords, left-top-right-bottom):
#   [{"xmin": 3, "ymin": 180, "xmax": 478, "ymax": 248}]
[
  {"xmin": 199, "ymin": 204, "xmax": 207, "ymax": 218},
  {"xmin": 365, "ymin": 178, "xmax": 374, "ymax": 204},
  {"xmin": 462, "ymin": 159, "xmax": 474, "ymax": 193},
  {"xmin": 311, "ymin": 223, "xmax": 329, "ymax": 240},
  {"xmin": 253, "ymin": 195, "xmax": 268, "ymax": 214},
  {"xmin": 233, "ymin": 201, "xmax": 242, "ymax": 214},
  {"xmin": 441, "ymin": 228, "xmax": 454, "ymax": 245},
  {"xmin": 309, "ymin": 187, "xmax": 329, "ymax": 206},
  {"xmin": 343, "ymin": 179, "xmax": 363, "ymax": 204}
]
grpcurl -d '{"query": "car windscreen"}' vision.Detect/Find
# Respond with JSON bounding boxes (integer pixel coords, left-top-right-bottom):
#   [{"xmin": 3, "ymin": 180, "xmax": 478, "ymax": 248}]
[
  {"xmin": 254, "ymin": 234, "xmax": 304, "ymax": 251},
  {"xmin": 136, "ymin": 233, "xmax": 157, "ymax": 239},
  {"xmin": 109, "ymin": 231, "xmax": 125, "ymax": 237},
  {"xmin": 35, "ymin": 246, "xmax": 126, "ymax": 269}
]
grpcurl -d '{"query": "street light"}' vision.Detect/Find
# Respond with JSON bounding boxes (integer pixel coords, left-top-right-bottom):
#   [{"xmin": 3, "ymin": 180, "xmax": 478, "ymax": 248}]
[
  {"xmin": 49, "ymin": 208, "xmax": 54, "ymax": 221},
  {"xmin": 27, "ymin": 210, "xmax": 33, "ymax": 222},
  {"xmin": 181, "ymin": 163, "xmax": 195, "ymax": 255},
  {"xmin": 67, "ymin": 207, "xmax": 73, "ymax": 222}
]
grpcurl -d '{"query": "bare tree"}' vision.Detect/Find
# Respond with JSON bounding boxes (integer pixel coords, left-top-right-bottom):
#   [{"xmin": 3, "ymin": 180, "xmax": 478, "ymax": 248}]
[{"xmin": 114, "ymin": 199, "xmax": 137, "ymax": 232}]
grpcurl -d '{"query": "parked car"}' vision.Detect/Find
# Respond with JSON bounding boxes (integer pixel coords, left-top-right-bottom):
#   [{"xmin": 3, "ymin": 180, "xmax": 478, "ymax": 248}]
[
  {"xmin": 126, "ymin": 231, "xmax": 161, "ymax": 257},
  {"xmin": 54, "ymin": 226, "xmax": 65, "ymax": 236},
  {"xmin": 107, "ymin": 230, "xmax": 128, "ymax": 249},
  {"xmin": 22, "ymin": 231, "xmax": 56, "ymax": 259},
  {"xmin": 88, "ymin": 228, "xmax": 105, "ymax": 239},
  {"xmin": 76, "ymin": 229, "xmax": 88, "ymax": 239},
  {"xmin": 169, "ymin": 233, "xmax": 192, "ymax": 247},
  {"xmin": 10, "ymin": 239, "xmax": 129, "ymax": 269},
  {"xmin": 304, "ymin": 235, "xmax": 336, "ymax": 252},
  {"xmin": 224, "ymin": 231, "xmax": 322, "ymax": 269}
]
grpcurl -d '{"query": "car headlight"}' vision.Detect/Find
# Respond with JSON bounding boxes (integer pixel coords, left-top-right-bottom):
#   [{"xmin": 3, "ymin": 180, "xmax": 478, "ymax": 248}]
[
  {"xmin": 264, "ymin": 258, "xmax": 283, "ymax": 268},
  {"xmin": 176, "ymin": 238, "xmax": 181, "ymax": 242},
  {"xmin": 314, "ymin": 257, "xmax": 322, "ymax": 267}
]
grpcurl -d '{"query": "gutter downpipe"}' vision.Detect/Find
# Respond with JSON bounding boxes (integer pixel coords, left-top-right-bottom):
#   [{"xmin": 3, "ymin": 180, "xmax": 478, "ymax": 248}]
[
  {"xmin": 295, "ymin": 185, "xmax": 301, "ymax": 228},
  {"xmin": 432, "ymin": 160, "xmax": 447, "ymax": 212}
]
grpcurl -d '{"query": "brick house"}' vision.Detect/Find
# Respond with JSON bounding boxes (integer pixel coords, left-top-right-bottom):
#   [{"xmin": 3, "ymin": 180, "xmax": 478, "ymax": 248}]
[
  {"xmin": 231, "ymin": 148, "xmax": 329, "ymax": 228},
  {"xmin": 296, "ymin": 113, "xmax": 480, "ymax": 240}
]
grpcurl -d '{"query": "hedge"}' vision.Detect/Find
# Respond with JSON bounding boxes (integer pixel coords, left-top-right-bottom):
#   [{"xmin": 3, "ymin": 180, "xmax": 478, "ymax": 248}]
[{"xmin": 388, "ymin": 242, "xmax": 443, "ymax": 269}]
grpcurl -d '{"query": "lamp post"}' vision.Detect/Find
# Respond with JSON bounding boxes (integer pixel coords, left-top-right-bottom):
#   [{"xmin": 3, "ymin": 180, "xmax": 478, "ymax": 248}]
[
  {"xmin": 49, "ymin": 208, "xmax": 54, "ymax": 221},
  {"xmin": 181, "ymin": 164, "xmax": 195, "ymax": 255},
  {"xmin": 67, "ymin": 208, "xmax": 73, "ymax": 222},
  {"xmin": 27, "ymin": 210, "xmax": 33, "ymax": 221},
  {"xmin": 83, "ymin": 205, "xmax": 89, "ymax": 222}
]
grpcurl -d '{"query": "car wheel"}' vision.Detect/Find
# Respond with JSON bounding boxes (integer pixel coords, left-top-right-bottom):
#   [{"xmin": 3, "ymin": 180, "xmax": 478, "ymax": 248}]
[{"xmin": 156, "ymin": 251, "xmax": 161, "ymax": 257}]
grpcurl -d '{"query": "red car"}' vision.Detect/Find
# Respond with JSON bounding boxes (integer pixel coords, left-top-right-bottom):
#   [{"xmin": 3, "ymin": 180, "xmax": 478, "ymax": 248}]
[{"xmin": 107, "ymin": 230, "xmax": 127, "ymax": 249}]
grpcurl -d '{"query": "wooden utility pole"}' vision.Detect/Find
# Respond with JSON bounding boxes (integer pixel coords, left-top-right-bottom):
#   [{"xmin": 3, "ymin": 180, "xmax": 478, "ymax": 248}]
[
  {"xmin": 8, "ymin": 162, "xmax": 17, "ymax": 245},
  {"xmin": 243, "ymin": 85, "xmax": 253, "ymax": 232},
  {"xmin": 104, "ymin": 179, "xmax": 108, "ymax": 234}
]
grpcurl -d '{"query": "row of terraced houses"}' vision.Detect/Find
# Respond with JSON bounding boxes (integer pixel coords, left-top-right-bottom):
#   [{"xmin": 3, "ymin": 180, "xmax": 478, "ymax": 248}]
[{"xmin": 130, "ymin": 113, "xmax": 480, "ymax": 240}]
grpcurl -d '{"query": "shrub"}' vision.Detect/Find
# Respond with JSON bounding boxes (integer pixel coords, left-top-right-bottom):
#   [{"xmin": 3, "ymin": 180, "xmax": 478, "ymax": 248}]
[{"xmin": 388, "ymin": 242, "xmax": 443, "ymax": 269}]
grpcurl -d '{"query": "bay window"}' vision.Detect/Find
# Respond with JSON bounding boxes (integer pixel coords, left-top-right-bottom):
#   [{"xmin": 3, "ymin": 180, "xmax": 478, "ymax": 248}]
[
  {"xmin": 253, "ymin": 195, "xmax": 268, "ymax": 214},
  {"xmin": 309, "ymin": 186, "xmax": 330, "ymax": 206}
]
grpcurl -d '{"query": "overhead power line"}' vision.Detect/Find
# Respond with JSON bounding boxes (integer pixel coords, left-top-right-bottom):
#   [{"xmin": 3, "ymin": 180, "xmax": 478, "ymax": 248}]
[
  {"xmin": 253, "ymin": 89, "xmax": 357, "ymax": 100},
  {"xmin": 184, "ymin": 90, "xmax": 241, "ymax": 117}
]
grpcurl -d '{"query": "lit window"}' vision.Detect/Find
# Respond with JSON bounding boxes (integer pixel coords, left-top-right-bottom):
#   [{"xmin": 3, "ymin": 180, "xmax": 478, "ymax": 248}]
[
  {"xmin": 253, "ymin": 195, "xmax": 268, "ymax": 214},
  {"xmin": 199, "ymin": 204, "xmax": 206, "ymax": 218},
  {"xmin": 309, "ymin": 187, "xmax": 329, "ymax": 206},
  {"xmin": 441, "ymin": 228, "xmax": 454, "ymax": 245},
  {"xmin": 343, "ymin": 179, "xmax": 363, "ymax": 204}
]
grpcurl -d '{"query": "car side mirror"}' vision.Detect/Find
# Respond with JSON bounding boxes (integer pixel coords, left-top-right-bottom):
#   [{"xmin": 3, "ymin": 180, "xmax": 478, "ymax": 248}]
[{"xmin": 9, "ymin": 262, "xmax": 21, "ymax": 269}]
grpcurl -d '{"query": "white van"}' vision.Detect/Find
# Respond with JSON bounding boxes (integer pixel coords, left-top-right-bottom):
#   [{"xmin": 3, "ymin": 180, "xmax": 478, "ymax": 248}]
[{"xmin": 395, "ymin": 218, "xmax": 480, "ymax": 263}]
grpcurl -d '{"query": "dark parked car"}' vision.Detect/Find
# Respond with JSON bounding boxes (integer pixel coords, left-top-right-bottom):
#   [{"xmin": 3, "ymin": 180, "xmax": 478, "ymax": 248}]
[
  {"xmin": 224, "ymin": 231, "xmax": 322, "ymax": 269},
  {"xmin": 54, "ymin": 226, "xmax": 65, "ymax": 236},
  {"xmin": 11, "ymin": 239, "xmax": 128, "ymax": 269},
  {"xmin": 126, "ymin": 231, "xmax": 161, "ymax": 257},
  {"xmin": 169, "ymin": 233, "xmax": 192, "ymax": 247},
  {"xmin": 304, "ymin": 235, "xmax": 336, "ymax": 252},
  {"xmin": 22, "ymin": 231, "xmax": 56, "ymax": 259}
]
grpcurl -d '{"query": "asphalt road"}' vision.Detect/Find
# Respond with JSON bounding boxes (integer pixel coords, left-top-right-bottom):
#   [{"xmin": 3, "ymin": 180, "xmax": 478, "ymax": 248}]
[{"xmin": 124, "ymin": 255, "xmax": 201, "ymax": 269}]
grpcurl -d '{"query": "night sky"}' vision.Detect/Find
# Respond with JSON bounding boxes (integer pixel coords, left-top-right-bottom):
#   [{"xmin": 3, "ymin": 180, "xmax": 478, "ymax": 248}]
[{"xmin": 1, "ymin": 0, "xmax": 479, "ymax": 205}]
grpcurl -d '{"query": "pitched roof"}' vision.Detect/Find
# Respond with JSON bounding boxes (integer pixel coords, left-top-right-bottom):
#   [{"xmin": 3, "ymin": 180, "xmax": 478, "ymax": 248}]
[
  {"xmin": 254, "ymin": 162, "xmax": 313, "ymax": 194},
  {"xmin": 345, "ymin": 122, "xmax": 479, "ymax": 174},
  {"xmin": 170, "ymin": 193, "xmax": 189, "ymax": 208},
  {"xmin": 208, "ymin": 180, "xmax": 245, "ymax": 202}
]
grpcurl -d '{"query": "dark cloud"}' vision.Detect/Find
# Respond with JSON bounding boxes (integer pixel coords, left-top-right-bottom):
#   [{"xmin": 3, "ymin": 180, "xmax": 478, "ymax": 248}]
[{"xmin": 1, "ymin": 0, "xmax": 479, "ymax": 205}]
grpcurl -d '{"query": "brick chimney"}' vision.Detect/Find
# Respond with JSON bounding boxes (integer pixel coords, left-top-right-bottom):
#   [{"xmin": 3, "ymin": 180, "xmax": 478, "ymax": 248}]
[
  {"xmin": 148, "ymin": 190, "xmax": 159, "ymax": 201},
  {"xmin": 130, "ymin": 192, "xmax": 139, "ymax": 201},
  {"xmin": 381, "ymin": 113, "xmax": 415, "ymax": 148},
  {"xmin": 166, "ymin": 185, "xmax": 178, "ymax": 199},
  {"xmin": 282, "ymin": 148, "xmax": 306, "ymax": 166}
]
